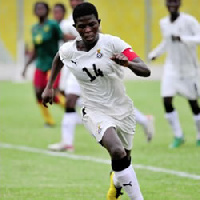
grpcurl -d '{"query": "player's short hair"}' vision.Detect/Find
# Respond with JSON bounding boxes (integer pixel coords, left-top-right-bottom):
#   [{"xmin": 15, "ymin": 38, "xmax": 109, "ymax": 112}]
[
  {"xmin": 72, "ymin": 2, "xmax": 98, "ymax": 24},
  {"xmin": 34, "ymin": 1, "xmax": 50, "ymax": 16},
  {"xmin": 166, "ymin": 0, "xmax": 181, "ymax": 3},
  {"xmin": 54, "ymin": 3, "xmax": 66, "ymax": 13}
]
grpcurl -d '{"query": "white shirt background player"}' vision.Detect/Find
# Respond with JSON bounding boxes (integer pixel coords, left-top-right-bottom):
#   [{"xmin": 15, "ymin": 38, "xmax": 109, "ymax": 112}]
[
  {"xmin": 59, "ymin": 14, "xmax": 80, "ymax": 95},
  {"xmin": 149, "ymin": 1, "xmax": 200, "ymax": 148},
  {"xmin": 48, "ymin": 13, "xmax": 82, "ymax": 152}
]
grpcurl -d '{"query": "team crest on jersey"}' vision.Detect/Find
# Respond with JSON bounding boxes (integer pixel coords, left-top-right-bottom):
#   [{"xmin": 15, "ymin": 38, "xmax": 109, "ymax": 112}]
[
  {"xmin": 96, "ymin": 49, "xmax": 103, "ymax": 58},
  {"xmin": 35, "ymin": 34, "xmax": 42, "ymax": 44},
  {"xmin": 97, "ymin": 124, "xmax": 102, "ymax": 134},
  {"xmin": 43, "ymin": 25, "xmax": 49, "ymax": 32}
]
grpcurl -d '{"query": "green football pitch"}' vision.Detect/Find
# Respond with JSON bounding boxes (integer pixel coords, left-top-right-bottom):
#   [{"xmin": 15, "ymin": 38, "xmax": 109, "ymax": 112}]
[{"xmin": 1, "ymin": 81, "xmax": 200, "ymax": 200}]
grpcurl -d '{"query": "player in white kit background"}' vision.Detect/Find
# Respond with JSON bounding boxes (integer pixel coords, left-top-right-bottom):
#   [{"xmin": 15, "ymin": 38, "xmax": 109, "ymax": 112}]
[
  {"xmin": 49, "ymin": 0, "xmax": 154, "ymax": 153},
  {"xmin": 149, "ymin": 0, "xmax": 200, "ymax": 148},
  {"xmin": 42, "ymin": 2, "xmax": 151, "ymax": 200},
  {"xmin": 50, "ymin": 0, "xmax": 84, "ymax": 152},
  {"xmin": 53, "ymin": 3, "xmax": 66, "ymax": 25}
]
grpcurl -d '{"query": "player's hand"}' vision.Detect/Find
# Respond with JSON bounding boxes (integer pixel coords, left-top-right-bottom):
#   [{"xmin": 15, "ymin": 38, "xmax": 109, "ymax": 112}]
[
  {"xmin": 42, "ymin": 87, "xmax": 54, "ymax": 108},
  {"xmin": 148, "ymin": 53, "xmax": 156, "ymax": 61},
  {"xmin": 172, "ymin": 35, "xmax": 181, "ymax": 42},
  {"xmin": 111, "ymin": 53, "xmax": 129, "ymax": 67}
]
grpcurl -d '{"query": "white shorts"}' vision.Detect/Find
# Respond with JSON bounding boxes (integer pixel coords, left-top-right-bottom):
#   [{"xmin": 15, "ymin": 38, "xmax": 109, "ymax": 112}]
[
  {"xmin": 161, "ymin": 76, "xmax": 200, "ymax": 100},
  {"xmin": 59, "ymin": 66, "xmax": 69, "ymax": 91},
  {"xmin": 59, "ymin": 66, "xmax": 81, "ymax": 96},
  {"xmin": 81, "ymin": 108, "xmax": 136, "ymax": 150},
  {"xmin": 64, "ymin": 72, "xmax": 81, "ymax": 96}
]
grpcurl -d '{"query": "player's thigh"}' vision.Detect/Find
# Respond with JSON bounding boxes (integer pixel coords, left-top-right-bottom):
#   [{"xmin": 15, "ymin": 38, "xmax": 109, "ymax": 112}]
[
  {"xmin": 101, "ymin": 127, "xmax": 126, "ymax": 158},
  {"xmin": 33, "ymin": 68, "xmax": 47, "ymax": 89},
  {"xmin": 161, "ymin": 76, "xmax": 177, "ymax": 97},
  {"xmin": 59, "ymin": 66, "xmax": 69, "ymax": 91}
]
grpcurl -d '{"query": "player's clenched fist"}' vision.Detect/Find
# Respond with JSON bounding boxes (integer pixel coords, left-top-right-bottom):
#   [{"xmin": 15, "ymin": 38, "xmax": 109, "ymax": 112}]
[
  {"xmin": 42, "ymin": 88, "xmax": 54, "ymax": 108},
  {"xmin": 110, "ymin": 53, "xmax": 129, "ymax": 67}
]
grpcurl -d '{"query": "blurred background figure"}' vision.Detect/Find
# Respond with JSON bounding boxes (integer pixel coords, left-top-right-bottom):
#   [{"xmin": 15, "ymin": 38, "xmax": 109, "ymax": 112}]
[
  {"xmin": 52, "ymin": 3, "xmax": 66, "ymax": 25},
  {"xmin": 149, "ymin": 0, "xmax": 200, "ymax": 148},
  {"xmin": 52, "ymin": 3, "xmax": 67, "ymax": 96},
  {"xmin": 134, "ymin": 108, "xmax": 154, "ymax": 142},
  {"xmin": 22, "ymin": 1, "xmax": 64, "ymax": 127},
  {"xmin": 48, "ymin": 0, "xmax": 84, "ymax": 152}
]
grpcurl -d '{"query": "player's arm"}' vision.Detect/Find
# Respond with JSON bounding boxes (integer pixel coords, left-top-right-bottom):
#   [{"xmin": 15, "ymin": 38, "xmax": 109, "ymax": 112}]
[
  {"xmin": 127, "ymin": 57, "xmax": 151, "ymax": 77},
  {"xmin": 61, "ymin": 22, "xmax": 77, "ymax": 42},
  {"xmin": 42, "ymin": 52, "xmax": 63, "ymax": 107},
  {"xmin": 63, "ymin": 34, "xmax": 76, "ymax": 42},
  {"xmin": 148, "ymin": 40, "xmax": 167, "ymax": 61},
  {"xmin": 172, "ymin": 17, "xmax": 200, "ymax": 45},
  {"xmin": 111, "ymin": 49, "xmax": 151, "ymax": 77},
  {"xmin": 148, "ymin": 21, "xmax": 167, "ymax": 60},
  {"xmin": 22, "ymin": 48, "xmax": 37, "ymax": 77}
]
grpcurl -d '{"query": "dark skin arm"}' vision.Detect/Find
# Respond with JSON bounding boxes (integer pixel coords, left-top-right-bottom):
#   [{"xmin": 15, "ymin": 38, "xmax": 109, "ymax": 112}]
[
  {"xmin": 42, "ymin": 52, "xmax": 64, "ymax": 107},
  {"xmin": 22, "ymin": 49, "xmax": 37, "ymax": 77},
  {"xmin": 111, "ymin": 53, "xmax": 151, "ymax": 77}
]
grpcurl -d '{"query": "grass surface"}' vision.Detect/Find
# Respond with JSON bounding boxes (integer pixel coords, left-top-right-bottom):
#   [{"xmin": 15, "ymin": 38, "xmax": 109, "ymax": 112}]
[{"xmin": 1, "ymin": 81, "xmax": 200, "ymax": 200}]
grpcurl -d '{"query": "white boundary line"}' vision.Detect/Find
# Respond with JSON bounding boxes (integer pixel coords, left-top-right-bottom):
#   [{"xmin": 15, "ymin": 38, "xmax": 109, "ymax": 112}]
[{"xmin": 1, "ymin": 143, "xmax": 200, "ymax": 180}]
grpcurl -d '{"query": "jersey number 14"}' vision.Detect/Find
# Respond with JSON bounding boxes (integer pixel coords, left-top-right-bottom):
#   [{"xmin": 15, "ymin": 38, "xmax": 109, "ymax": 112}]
[{"xmin": 83, "ymin": 64, "xmax": 104, "ymax": 82}]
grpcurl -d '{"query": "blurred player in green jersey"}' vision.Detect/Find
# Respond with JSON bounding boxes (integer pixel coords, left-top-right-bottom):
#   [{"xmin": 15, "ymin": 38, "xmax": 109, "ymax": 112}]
[{"xmin": 22, "ymin": 1, "xmax": 64, "ymax": 127}]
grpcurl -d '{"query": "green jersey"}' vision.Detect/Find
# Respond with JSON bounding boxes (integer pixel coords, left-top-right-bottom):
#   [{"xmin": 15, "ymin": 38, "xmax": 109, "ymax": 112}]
[{"xmin": 32, "ymin": 20, "xmax": 63, "ymax": 72}]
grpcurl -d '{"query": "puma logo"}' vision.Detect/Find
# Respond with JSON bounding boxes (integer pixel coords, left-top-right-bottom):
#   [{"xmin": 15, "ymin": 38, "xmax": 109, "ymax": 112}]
[
  {"xmin": 82, "ymin": 107, "xmax": 86, "ymax": 116},
  {"xmin": 123, "ymin": 181, "xmax": 132, "ymax": 187},
  {"xmin": 71, "ymin": 60, "xmax": 77, "ymax": 65}
]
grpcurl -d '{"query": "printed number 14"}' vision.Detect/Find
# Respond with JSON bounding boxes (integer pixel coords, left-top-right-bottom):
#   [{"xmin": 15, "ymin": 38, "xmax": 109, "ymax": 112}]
[{"xmin": 82, "ymin": 64, "xmax": 104, "ymax": 82}]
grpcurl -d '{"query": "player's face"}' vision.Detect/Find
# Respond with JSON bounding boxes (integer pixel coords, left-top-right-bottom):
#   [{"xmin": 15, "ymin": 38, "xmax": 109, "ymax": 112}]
[
  {"xmin": 75, "ymin": 14, "xmax": 100, "ymax": 45},
  {"xmin": 35, "ymin": 3, "xmax": 48, "ymax": 18},
  {"xmin": 53, "ymin": 7, "xmax": 65, "ymax": 22},
  {"xmin": 166, "ymin": 0, "xmax": 181, "ymax": 13},
  {"xmin": 69, "ymin": 0, "xmax": 84, "ymax": 10}
]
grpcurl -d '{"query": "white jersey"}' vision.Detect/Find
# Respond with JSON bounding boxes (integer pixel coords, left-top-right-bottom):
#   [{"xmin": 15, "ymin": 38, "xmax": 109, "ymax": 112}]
[
  {"xmin": 149, "ymin": 12, "xmax": 200, "ymax": 78},
  {"xmin": 59, "ymin": 33, "xmax": 134, "ymax": 119},
  {"xmin": 59, "ymin": 15, "xmax": 80, "ymax": 93},
  {"xmin": 60, "ymin": 15, "xmax": 79, "ymax": 38}
]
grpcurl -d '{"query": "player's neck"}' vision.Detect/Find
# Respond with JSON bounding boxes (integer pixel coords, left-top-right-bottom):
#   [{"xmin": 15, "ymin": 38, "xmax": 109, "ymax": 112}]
[
  {"xmin": 39, "ymin": 17, "xmax": 48, "ymax": 24},
  {"xmin": 77, "ymin": 34, "xmax": 99, "ymax": 52},
  {"xmin": 84, "ymin": 40, "xmax": 98, "ymax": 51},
  {"xmin": 170, "ymin": 12, "xmax": 180, "ymax": 22},
  {"xmin": 57, "ymin": 19, "xmax": 62, "ymax": 24}
]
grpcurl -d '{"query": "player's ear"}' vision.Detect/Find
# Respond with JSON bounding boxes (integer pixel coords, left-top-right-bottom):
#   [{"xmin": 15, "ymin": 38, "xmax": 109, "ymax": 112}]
[{"xmin": 98, "ymin": 19, "xmax": 101, "ymax": 25}]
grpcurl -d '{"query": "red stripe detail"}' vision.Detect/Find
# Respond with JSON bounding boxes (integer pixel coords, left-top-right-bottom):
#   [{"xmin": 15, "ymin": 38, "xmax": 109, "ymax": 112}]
[{"xmin": 122, "ymin": 48, "xmax": 138, "ymax": 61}]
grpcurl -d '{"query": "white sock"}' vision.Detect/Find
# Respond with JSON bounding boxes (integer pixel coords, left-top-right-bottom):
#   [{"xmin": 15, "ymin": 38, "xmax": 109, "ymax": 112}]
[
  {"xmin": 61, "ymin": 112, "xmax": 77, "ymax": 146},
  {"xmin": 113, "ymin": 173, "xmax": 121, "ymax": 188},
  {"xmin": 193, "ymin": 114, "xmax": 200, "ymax": 140},
  {"xmin": 134, "ymin": 108, "xmax": 148, "ymax": 126},
  {"xmin": 165, "ymin": 111, "xmax": 183, "ymax": 138},
  {"xmin": 114, "ymin": 165, "xmax": 143, "ymax": 200}
]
